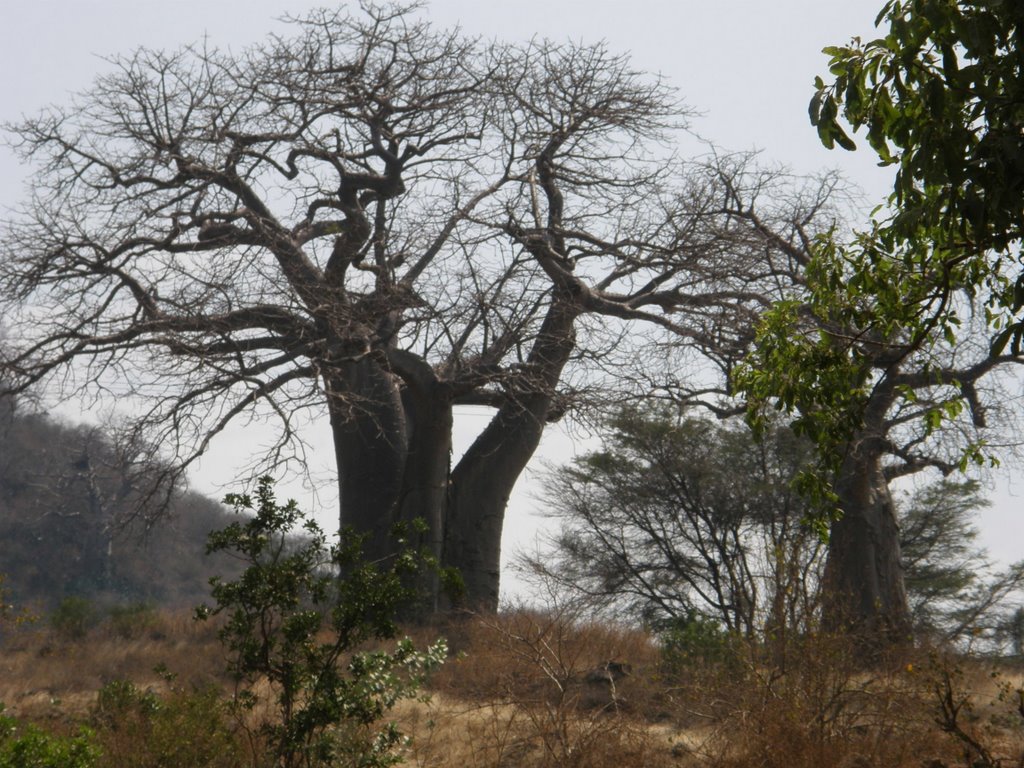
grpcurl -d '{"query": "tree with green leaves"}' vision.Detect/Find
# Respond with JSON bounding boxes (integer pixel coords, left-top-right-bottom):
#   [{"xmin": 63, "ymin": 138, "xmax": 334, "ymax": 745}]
[
  {"xmin": 736, "ymin": 0, "xmax": 1024, "ymax": 649},
  {"xmin": 739, "ymin": 300, "xmax": 1023, "ymax": 644},
  {"xmin": 196, "ymin": 477, "xmax": 446, "ymax": 768},
  {"xmin": 790, "ymin": 0, "xmax": 1024, "ymax": 459},
  {"xmin": 812, "ymin": 0, "xmax": 1024, "ymax": 262}
]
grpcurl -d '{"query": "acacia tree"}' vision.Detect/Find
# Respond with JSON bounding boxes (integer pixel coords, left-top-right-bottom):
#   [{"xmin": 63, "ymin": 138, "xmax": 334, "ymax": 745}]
[
  {"xmin": 538, "ymin": 408, "xmax": 827, "ymax": 642},
  {"xmin": 898, "ymin": 480, "xmax": 1024, "ymax": 647},
  {"xmin": 0, "ymin": 5, "xmax": 770, "ymax": 609}
]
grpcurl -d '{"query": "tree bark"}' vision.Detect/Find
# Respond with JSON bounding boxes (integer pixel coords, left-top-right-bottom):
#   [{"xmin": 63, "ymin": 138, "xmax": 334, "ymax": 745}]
[
  {"xmin": 326, "ymin": 359, "xmax": 408, "ymax": 567},
  {"xmin": 397, "ymin": 382, "xmax": 453, "ymax": 612},
  {"xmin": 445, "ymin": 298, "xmax": 579, "ymax": 609},
  {"xmin": 444, "ymin": 399, "xmax": 544, "ymax": 609},
  {"xmin": 823, "ymin": 438, "xmax": 911, "ymax": 651}
]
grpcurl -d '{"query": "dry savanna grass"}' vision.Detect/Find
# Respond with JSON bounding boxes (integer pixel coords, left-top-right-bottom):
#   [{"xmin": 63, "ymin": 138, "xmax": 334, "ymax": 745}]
[
  {"xmin": 1, "ymin": 604, "xmax": 1023, "ymax": 767},
  {"xmin": 1, "ymin": 608, "xmax": 222, "ymax": 722}
]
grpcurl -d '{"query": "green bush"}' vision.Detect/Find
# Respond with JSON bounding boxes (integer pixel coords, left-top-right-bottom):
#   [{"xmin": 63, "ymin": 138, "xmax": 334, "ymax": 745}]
[
  {"xmin": 49, "ymin": 597, "xmax": 97, "ymax": 642},
  {"xmin": 105, "ymin": 603, "xmax": 160, "ymax": 640},
  {"xmin": 196, "ymin": 476, "xmax": 447, "ymax": 768},
  {"xmin": 92, "ymin": 680, "xmax": 160, "ymax": 723},
  {"xmin": 91, "ymin": 680, "xmax": 244, "ymax": 768},
  {"xmin": 659, "ymin": 613, "xmax": 739, "ymax": 674},
  {"xmin": 0, "ymin": 706, "xmax": 98, "ymax": 768}
]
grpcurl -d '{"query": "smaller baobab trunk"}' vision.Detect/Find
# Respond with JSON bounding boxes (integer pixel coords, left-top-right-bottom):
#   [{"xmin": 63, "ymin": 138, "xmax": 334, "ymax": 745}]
[{"xmin": 823, "ymin": 429, "xmax": 912, "ymax": 650}]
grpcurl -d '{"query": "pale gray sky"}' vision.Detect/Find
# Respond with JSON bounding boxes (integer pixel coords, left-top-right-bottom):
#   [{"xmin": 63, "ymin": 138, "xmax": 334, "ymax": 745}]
[
  {"xmin": 1, "ymin": 1, "xmax": 1019, "ymax": 596},
  {"xmin": 1, "ymin": 2, "xmax": 894, "ymax": 197}
]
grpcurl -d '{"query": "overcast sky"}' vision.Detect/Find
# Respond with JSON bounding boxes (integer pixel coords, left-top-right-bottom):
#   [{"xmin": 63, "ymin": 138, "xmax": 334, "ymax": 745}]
[
  {"xmin": 1, "ymin": 1, "xmax": 894, "ymax": 195},
  {"xmin": 1, "ymin": 1, "xmax": 1019, "ymax": 596}
]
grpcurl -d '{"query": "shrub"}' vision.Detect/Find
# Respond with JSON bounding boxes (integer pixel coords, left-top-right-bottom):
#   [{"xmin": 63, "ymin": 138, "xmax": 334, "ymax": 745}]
[
  {"xmin": 687, "ymin": 633, "xmax": 956, "ymax": 768},
  {"xmin": 196, "ymin": 476, "xmax": 447, "ymax": 768},
  {"xmin": 0, "ymin": 575, "xmax": 36, "ymax": 651},
  {"xmin": 659, "ymin": 613, "xmax": 739, "ymax": 675},
  {"xmin": 91, "ymin": 679, "xmax": 244, "ymax": 768},
  {"xmin": 49, "ymin": 597, "xmax": 97, "ymax": 642},
  {"xmin": 0, "ymin": 705, "xmax": 99, "ymax": 768},
  {"xmin": 105, "ymin": 603, "xmax": 161, "ymax": 640},
  {"xmin": 92, "ymin": 680, "xmax": 160, "ymax": 722}
]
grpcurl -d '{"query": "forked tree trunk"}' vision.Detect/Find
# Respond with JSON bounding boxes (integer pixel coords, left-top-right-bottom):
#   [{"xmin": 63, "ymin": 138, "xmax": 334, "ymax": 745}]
[
  {"xmin": 823, "ymin": 441, "xmax": 911, "ymax": 651},
  {"xmin": 326, "ymin": 300, "xmax": 578, "ymax": 613},
  {"xmin": 329, "ymin": 361, "xmax": 455, "ymax": 612}
]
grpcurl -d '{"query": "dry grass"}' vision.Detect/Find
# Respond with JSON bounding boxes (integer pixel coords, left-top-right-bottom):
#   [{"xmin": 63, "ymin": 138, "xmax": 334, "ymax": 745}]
[
  {"xmin": 427, "ymin": 608, "xmax": 659, "ymax": 705},
  {"xmin": 0, "ymin": 609, "xmax": 223, "ymax": 721},
  {"xmin": 396, "ymin": 694, "xmax": 678, "ymax": 768},
  {"xmin": 2, "ymin": 605, "xmax": 1023, "ymax": 767}
]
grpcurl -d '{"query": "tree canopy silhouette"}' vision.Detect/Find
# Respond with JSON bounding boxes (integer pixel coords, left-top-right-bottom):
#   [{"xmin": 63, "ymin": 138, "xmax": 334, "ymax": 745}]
[{"xmin": 0, "ymin": 4, "xmax": 777, "ymax": 608}]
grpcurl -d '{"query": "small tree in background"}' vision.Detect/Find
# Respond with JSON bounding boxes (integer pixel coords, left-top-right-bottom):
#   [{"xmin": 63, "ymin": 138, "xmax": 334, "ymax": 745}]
[
  {"xmin": 898, "ymin": 480, "xmax": 1024, "ymax": 649},
  {"xmin": 196, "ymin": 477, "xmax": 446, "ymax": 768},
  {"xmin": 538, "ymin": 407, "xmax": 827, "ymax": 642}
]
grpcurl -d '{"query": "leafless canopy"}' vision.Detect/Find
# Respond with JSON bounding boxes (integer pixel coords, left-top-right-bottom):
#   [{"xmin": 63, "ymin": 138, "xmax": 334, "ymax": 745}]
[{"xmin": 0, "ymin": 7, "xmax": 759, "ymax": 457}]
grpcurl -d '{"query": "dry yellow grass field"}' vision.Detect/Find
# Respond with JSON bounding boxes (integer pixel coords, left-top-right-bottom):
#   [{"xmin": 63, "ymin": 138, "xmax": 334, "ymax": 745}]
[{"xmin": 1, "ymin": 606, "xmax": 1022, "ymax": 767}]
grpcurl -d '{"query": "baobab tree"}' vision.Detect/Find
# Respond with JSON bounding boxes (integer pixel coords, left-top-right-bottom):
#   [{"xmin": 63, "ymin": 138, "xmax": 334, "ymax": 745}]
[
  {"xmin": 726, "ymin": 166, "xmax": 1024, "ymax": 647},
  {"xmin": 730, "ymin": 0, "xmax": 1024, "ymax": 648},
  {"xmin": 0, "ymin": 5, "xmax": 769, "ymax": 609},
  {"xmin": 539, "ymin": 157, "xmax": 1024, "ymax": 651}
]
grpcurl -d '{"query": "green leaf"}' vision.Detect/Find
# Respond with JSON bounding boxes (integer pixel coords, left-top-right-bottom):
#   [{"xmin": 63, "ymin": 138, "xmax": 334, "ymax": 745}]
[
  {"xmin": 818, "ymin": 123, "xmax": 836, "ymax": 150},
  {"xmin": 990, "ymin": 326, "xmax": 1013, "ymax": 356},
  {"xmin": 835, "ymin": 127, "xmax": 857, "ymax": 151},
  {"xmin": 809, "ymin": 92, "xmax": 823, "ymax": 126}
]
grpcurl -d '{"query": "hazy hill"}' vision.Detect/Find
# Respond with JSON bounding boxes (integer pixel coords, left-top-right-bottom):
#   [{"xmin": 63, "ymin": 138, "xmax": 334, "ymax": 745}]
[{"xmin": 0, "ymin": 396, "xmax": 243, "ymax": 610}]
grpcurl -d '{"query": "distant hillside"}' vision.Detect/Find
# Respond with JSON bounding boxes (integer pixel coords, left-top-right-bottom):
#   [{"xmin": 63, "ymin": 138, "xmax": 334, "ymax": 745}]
[{"xmin": 0, "ymin": 395, "xmax": 244, "ymax": 610}]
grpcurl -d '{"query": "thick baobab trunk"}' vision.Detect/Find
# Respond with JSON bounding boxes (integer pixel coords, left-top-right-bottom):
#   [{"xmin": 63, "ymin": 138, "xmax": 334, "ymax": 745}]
[
  {"xmin": 328, "ymin": 357, "xmax": 457, "ymax": 613},
  {"xmin": 823, "ymin": 441, "xmax": 911, "ymax": 650},
  {"xmin": 327, "ymin": 298, "xmax": 577, "ymax": 613},
  {"xmin": 396, "ymin": 382, "xmax": 453, "ymax": 612},
  {"xmin": 327, "ymin": 359, "xmax": 408, "ymax": 566},
  {"xmin": 445, "ymin": 299, "xmax": 578, "ymax": 610}
]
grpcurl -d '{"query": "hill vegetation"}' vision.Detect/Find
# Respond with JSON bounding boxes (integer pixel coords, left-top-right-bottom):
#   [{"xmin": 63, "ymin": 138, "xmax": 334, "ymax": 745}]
[{"xmin": 0, "ymin": 396, "xmax": 242, "ymax": 612}]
